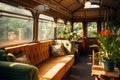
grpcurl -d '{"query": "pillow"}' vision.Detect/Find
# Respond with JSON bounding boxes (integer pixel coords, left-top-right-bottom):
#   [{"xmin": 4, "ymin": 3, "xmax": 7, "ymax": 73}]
[
  {"xmin": 0, "ymin": 49, "xmax": 7, "ymax": 61},
  {"xmin": 64, "ymin": 47, "xmax": 71, "ymax": 55},
  {"xmin": 16, "ymin": 55, "xmax": 28, "ymax": 63},
  {"xmin": 50, "ymin": 44, "xmax": 66, "ymax": 57},
  {"xmin": 7, "ymin": 53, "xmax": 16, "ymax": 62},
  {"xmin": 61, "ymin": 43, "xmax": 71, "ymax": 55}
]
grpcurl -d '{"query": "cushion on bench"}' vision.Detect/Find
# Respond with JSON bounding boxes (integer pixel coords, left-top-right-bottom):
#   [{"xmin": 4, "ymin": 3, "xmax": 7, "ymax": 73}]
[{"xmin": 37, "ymin": 55, "xmax": 74, "ymax": 80}]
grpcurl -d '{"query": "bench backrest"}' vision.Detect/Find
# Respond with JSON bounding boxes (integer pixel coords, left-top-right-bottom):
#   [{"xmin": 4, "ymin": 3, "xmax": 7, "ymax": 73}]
[{"xmin": 5, "ymin": 41, "xmax": 53, "ymax": 66}]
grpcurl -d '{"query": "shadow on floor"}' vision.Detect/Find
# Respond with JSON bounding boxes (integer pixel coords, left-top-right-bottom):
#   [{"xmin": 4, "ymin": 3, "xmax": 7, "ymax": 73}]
[{"xmin": 64, "ymin": 55, "xmax": 95, "ymax": 80}]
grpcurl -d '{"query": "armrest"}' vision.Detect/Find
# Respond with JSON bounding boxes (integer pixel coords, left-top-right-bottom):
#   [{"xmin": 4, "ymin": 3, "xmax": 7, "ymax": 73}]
[{"xmin": 0, "ymin": 61, "xmax": 39, "ymax": 80}]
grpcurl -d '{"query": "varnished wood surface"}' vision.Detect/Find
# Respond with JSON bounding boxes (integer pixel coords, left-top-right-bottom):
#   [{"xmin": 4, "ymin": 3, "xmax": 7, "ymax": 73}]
[{"xmin": 92, "ymin": 65, "xmax": 120, "ymax": 78}]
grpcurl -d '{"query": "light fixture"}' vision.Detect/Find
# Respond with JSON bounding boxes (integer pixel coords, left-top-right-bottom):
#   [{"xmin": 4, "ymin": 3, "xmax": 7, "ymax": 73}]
[{"xmin": 84, "ymin": 0, "xmax": 91, "ymax": 8}]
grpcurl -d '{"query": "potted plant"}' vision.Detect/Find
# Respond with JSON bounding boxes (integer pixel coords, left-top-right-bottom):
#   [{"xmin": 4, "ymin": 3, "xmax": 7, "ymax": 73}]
[
  {"xmin": 69, "ymin": 31, "xmax": 81, "ymax": 41},
  {"xmin": 93, "ymin": 29, "xmax": 120, "ymax": 72}
]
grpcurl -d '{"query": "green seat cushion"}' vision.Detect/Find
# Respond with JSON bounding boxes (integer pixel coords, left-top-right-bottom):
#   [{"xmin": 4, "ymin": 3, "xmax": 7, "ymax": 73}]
[
  {"xmin": 7, "ymin": 53, "xmax": 16, "ymax": 62},
  {"xmin": 0, "ymin": 61, "xmax": 39, "ymax": 80},
  {"xmin": 0, "ymin": 49, "xmax": 7, "ymax": 61}
]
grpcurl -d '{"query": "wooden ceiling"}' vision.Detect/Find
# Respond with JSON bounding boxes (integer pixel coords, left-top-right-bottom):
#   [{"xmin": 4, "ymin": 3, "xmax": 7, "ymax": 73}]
[{"xmin": 0, "ymin": 0, "xmax": 120, "ymax": 21}]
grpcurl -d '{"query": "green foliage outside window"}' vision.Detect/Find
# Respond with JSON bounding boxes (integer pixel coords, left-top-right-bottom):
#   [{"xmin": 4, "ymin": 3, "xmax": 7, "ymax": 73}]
[
  {"xmin": 73, "ymin": 22, "xmax": 83, "ymax": 38},
  {"xmin": 38, "ymin": 14, "xmax": 54, "ymax": 41},
  {"xmin": 56, "ymin": 22, "xmax": 83, "ymax": 39},
  {"xmin": 0, "ymin": 16, "xmax": 33, "ymax": 47},
  {"xmin": 56, "ymin": 23, "xmax": 71, "ymax": 38},
  {"xmin": 0, "ymin": 17, "xmax": 33, "ymax": 40},
  {"xmin": 38, "ymin": 20, "xmax": 54, "ymax": 41},
  {"xmin": 87, "ymin": 22, "xmax": 97, "ymax": 37}
]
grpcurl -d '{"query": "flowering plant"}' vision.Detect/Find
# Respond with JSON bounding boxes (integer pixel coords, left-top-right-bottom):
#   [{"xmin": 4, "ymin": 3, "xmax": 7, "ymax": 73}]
[{"xmin": 96, "ymin": 29, "xmax": 120, "ymax": 62}]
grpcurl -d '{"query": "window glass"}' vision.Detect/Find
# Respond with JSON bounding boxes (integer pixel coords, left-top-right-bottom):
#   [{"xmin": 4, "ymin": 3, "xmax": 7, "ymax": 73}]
[
  {"xmin": 56, "ymin": 20, "xmax": 72, "ymax": 38},
  {"xmin": 38, "ymin": 14, "xmax": 54, "ymax": 41},
  {"xmin": 66, "ymin": 21, "xmax": 71, "ymax": 27},
  {"xmin": 73, "ymin": 22, "xmax": 83, "ymax": 37},
  {"xmin": 0, "ymin": 16, "xmax": 33, "ymax": 47},
  {"xmin": 84, "ymin": 1, "xmax": 100, "ymax": 9},
  {"xmin": 39, "ymin": 14, "xmax": 54, "ymax": 21},
  {"xmin": 57, "ymin": 18, "xmax": 64, "ymax": 23},
  {"xmin": 91, "ymin": 4, "xmax": 100, "ymax": 8},
  {"xmin": 0, "ymin": 3, "xmax": 33, "ymax": 47},
  {"xmin": 56, "ymin": 26, "xmax": 71, "ymax": 38},
  {"xmin": 87, "ymin": 22, "xmax": 97, "ymax": 37},
  {"xmin": 56, "ymin": 19, "xmax": 64, "ymax": 38},
  {"xmin": 64, "ymin": 21, "xmax": 72, "ymax": 38},
  {"xmin": 0, "ymin": 2, "xmax": 32, "ymax": 16},
  {"xmin": 56, "ymin": 24, "xmax": 65, "ymax": 38}
]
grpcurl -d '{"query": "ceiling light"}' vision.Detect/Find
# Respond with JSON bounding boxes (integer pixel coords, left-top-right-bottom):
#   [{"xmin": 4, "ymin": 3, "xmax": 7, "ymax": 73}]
[{"xmin": 84, "ymin": 0, "xmax": 91, "ymax": 8}]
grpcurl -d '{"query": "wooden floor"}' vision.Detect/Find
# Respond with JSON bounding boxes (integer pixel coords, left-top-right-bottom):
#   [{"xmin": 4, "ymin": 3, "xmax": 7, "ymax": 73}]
[{"xmin": 64, "ymin": 55, "xmax": 95, "ymax": 80}]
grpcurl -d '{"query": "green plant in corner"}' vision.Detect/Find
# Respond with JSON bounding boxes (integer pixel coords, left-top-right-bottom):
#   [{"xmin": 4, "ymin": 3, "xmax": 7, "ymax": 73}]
[{"xmin": 91, "ymin": 29, "xmax": 120, "ymax": 71}]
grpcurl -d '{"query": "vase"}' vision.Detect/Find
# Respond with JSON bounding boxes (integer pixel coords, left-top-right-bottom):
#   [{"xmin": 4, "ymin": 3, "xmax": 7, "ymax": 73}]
[{"xmin": 103, "ymin": 60, "xmax": 115, "ymax": 72}]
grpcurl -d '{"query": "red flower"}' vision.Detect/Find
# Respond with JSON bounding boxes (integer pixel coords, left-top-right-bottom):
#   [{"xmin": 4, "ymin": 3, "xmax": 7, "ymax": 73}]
[{"xmin": 100, "ymin": 29, "xmax": 113, "ymax": 37}]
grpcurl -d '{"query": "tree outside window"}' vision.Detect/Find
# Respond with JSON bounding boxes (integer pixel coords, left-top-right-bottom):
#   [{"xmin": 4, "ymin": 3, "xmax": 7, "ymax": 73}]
[
  {"xmin": 73, "ymin": 22, "xmax": 83, "ymax": 38},
  {"xmin": 38, "ymin": 14, "xmax": 54, "ymax": 41},
  {"xmin": 87, "ymin": 22, "xmax": 97, "ymax": 37}
]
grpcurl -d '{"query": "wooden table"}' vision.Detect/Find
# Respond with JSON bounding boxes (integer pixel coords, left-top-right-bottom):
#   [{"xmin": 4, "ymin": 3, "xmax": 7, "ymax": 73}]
[{"xmin": 91, "ymin": 65, "xmax": 120, "ymax": 80}]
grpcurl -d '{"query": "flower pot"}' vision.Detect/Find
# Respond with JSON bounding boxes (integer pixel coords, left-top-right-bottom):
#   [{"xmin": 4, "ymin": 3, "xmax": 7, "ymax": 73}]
[{"xmin": 103, "ymin": 60, "xmax": 115, "ymax": 72}]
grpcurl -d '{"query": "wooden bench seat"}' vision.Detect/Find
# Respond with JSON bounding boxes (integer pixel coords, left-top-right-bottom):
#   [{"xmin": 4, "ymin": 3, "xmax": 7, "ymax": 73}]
[{"xmin": 5, "ymin": 41, "xmax": 74, "ymax": 80}]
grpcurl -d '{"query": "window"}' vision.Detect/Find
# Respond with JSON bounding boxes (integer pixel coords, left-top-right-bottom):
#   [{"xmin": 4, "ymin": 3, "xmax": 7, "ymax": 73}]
[
  {"xmin": 73, "ymin": 22, "xmax": 83, "ymax": 37},
  {"xmin": 84, "ymin": 1, "xmax": 100, "ymax": 9},
  {"xmin": 65, "ymin": 21, "xmax": 72, "ymax": 38},
  {"xmin": 56, "ymin": 19, "xmax": 65, "ymax": 38},
  {"xmin": 0, "ymin": 2, "xmax": 33, "ymax": 47},
  {"xmin": 38, "ymin": 14, "xmax": 54, "ymax": 41},
  {"xmin": 90, "ymin": 4, "xmax": 100, "ymax": 8},
  {"xmin": 0, "ymin": 2, "xmax": 32, "ymax": 16},
  {"xmin": 87, "ymin": 22, "xmax": 97, "ymax": 37},
  {"xmin": 56, "ymin": 19, "xmax": 72, "ymax": 38}
]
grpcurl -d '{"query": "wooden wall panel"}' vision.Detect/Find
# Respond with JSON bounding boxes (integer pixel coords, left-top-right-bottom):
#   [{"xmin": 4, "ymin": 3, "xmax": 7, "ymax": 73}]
[{"xmin": 73, "ymin": 8, "xmax": 107, "ymax": 18}]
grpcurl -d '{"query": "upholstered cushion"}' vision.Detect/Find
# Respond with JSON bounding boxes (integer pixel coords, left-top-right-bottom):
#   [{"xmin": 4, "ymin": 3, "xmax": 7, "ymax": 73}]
[
  {"xmin": 16, "ymin": 55, "xmax": 28, "ymax": 63},
  {"xmin": 64, "ymin": 47, "xmax": 71, "ymax": 55},
  {"xmin": 38, "ymin": 61, "xmax": 66, "ymax": 80},
  {"xmin": 0, "ymin": 61, "xmax": 39, "ymax": 80},
  {"xmin": 0, "ymin": 49, "xmax": 7, "ymax": 61},
  {"xmin": 50, "ymin": 44, "xmax": 66, "ymax": 57},
  {"xmin": 37, "ymin": 55, "xmax": 74, "ymax": 80},
  {"xmin": 7, "ymin": 53, "xmax": 16, "ymax": 62}
]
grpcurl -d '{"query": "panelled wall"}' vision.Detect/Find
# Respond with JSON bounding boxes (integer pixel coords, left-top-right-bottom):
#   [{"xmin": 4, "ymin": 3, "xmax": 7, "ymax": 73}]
[{"xmin": 5, "ymin": 41, "xmax": 53, "ymax": 65}]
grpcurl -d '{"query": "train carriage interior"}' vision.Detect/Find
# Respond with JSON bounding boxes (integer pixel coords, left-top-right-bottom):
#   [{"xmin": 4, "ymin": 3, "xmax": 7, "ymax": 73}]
[{"xmin": 0, "ymin": 0, "xmax": 120, "ymax": 80}]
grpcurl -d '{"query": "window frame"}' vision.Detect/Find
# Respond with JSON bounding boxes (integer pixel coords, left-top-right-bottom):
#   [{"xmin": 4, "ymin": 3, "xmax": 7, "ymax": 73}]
[
  {"xmin": 86, "ymin": 22, "xmax": 97, "ymax": 38},
  {"xmin": 38, "ymin": 14, "xmax": 55, "ymax": 41},
  {"xmin": 73, "ymin": 22, "xmax": 83, "ymax": 38},
  {"xmin": 56, "ymin": 19, "xmax": 72, "ymax": 39},
  {"xmin": 0, "ymin": 3, "xmax": 34, "ymax": 47}
]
